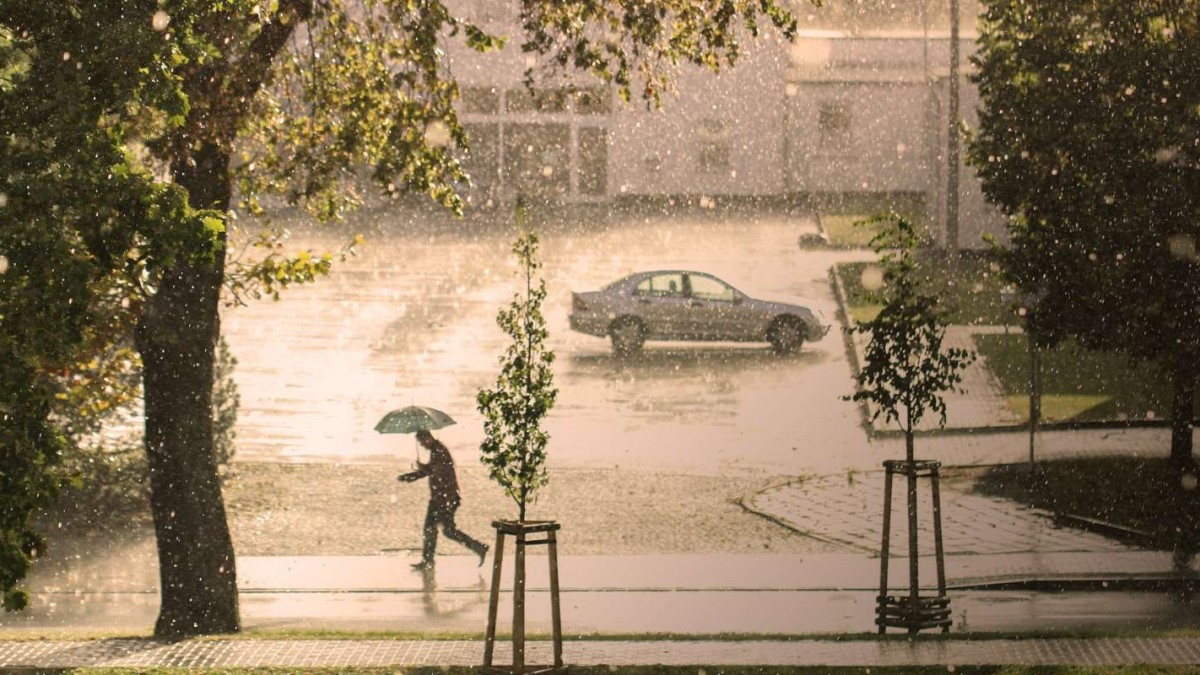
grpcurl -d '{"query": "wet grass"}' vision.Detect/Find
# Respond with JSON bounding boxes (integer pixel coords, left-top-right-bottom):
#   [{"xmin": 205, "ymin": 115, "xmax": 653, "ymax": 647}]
[
  {"xmin": 822, "ymin": 214, "xmax": 885, "ymax": 248},
  {"xmin": 834, "ymin": 252, "xmax": 1014, "ymax": 326},
  {"xmin": 974, "ymin": 334, "xmax": 1176, "ymax": 424},
  {"xmin": 972, "ymin": 457, "xmax": 1200, "ymax": 550},
  {"xmin": 816, "ymin": 193, "xmax": 929, "ymax": 248},
  {"xmin": 834, "ymin": 251, "xmax": 1186, "ymax": 427}
]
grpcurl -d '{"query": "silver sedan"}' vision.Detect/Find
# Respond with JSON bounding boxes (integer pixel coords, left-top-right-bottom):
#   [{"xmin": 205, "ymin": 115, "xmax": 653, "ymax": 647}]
[{"xmin": 569, "ymin": 270, "xmax": 829, "ymax": 356}]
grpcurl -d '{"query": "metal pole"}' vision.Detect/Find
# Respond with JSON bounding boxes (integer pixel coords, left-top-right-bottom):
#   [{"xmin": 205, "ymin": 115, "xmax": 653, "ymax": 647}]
[
  {"xmin": 946, "ymin": 0, "xmax": 961, "ymax": 250},
  {"xmin": 1029, "ymin": 331, "xmax": 1040, "ymax": 470}
]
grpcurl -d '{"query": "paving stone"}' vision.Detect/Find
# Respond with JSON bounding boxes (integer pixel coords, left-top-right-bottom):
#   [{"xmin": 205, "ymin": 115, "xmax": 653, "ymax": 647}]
[
  {"xmin": 5, "ymin": 637, "xmax": 1200, "ymax": 667},
  {"xmin": 749, "ymin": 472, "xmax": 1134, "ymax": 557}
]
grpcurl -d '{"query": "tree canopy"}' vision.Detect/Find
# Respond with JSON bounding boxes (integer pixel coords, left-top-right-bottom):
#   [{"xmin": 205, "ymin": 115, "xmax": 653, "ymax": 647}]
[
  {"xmin": 0, "ymin": 0, "xmax": 800, "ymax": 636},
  {"xmin": 970, "ymin": 0, "xmax": 1200, "ymax": 465}
]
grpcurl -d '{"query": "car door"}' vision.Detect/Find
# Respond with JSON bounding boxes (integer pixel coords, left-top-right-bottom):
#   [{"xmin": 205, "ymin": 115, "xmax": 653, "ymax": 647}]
[
  {"xmin": 681, "ymin": 273, "xmax": 743, "ymax": 340},
  {"xmin": 630, "ymin": 272, "xmax": 688, "ymax": 339}
]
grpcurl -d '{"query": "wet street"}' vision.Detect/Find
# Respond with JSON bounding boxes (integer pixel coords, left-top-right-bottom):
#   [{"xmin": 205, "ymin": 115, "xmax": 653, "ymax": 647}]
[
  {"xmin": 9, "ymin": 206, "xmax": 1200, "ymax": 637},
  {"xmin": 222, "ymin": 206, "xmax": 877, "ymax": 475}
]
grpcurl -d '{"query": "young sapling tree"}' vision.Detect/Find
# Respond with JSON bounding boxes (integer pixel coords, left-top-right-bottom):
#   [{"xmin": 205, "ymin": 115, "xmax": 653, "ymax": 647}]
[
  {"xmin": 477, "ymin": 228, "xmax": 558, "ymax": 522},
  {"xmin": 846, "ymin": 214, "xmax": 975, "ymax": 457}
]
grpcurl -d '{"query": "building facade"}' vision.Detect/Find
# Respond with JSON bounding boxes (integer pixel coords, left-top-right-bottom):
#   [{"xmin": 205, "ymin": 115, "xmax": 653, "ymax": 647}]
[{"xmin": 443, "ymin": 9, "xmax": 1005, "ymax": 248}]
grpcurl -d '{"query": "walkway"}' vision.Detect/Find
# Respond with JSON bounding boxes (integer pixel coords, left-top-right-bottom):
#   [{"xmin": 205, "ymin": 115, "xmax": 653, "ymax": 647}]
[
  {"xmin": 750, "ymin": 470, "xmax": 1134, "ymax": 556},
  {"xmin": 844, "ymin": 323, "xmax": 1024, "ymax": 433},
  {"xmin": 4, "ymin": 636, "xmax": 1200, "ymax": 667}
]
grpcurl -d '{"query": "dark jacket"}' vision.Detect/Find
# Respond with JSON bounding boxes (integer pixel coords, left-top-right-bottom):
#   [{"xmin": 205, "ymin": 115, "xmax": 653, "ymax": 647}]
[{"xmin": 398, "ymin": 440, "xmax": 461, "ymax": 508}]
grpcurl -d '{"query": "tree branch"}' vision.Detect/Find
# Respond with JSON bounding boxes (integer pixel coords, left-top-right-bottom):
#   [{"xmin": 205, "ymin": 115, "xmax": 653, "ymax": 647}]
[{"xmin": 227, "ymin": 0, "xmax": 314, "ymax": 116}]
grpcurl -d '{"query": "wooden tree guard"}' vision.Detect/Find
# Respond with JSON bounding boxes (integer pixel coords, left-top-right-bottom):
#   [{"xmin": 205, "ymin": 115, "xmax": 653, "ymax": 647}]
[
  {"xmin": 877, "ymin": 459, "xmax": 951, "ymax": 634},
  {"xmin": 483, "ymin": 520, "xmax": 564, "ymax": 674}
]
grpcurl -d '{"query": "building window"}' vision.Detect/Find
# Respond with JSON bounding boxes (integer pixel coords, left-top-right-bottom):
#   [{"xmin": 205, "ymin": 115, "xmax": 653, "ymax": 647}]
[
  {"xmin": 818, "ymin": 102, "xmax": 852, "ymax": 153},
  {"xmin": 698, "ymin": 142, "xmax": 731, "ymax": 173},
  {"xmin": 460, "ymin": 123, "xmax": 500, "ymax": 205},
  {"xmin": 503, "ymin": 123, "xmax": 570, "ymax": 199},
  {"xmin": 460, "ymin": 87, "xmax": 500, "ymax": 115},
  {"xmin": 506, "ymin": 88, "xmax": 568, "ymax": 114},
  {"xmin": 470, "ymin": 1, "xmax": 510, "ymax": 25},
  {"xmin": 572, "ymin": 86, "xmax": 611, "ymax": 115},
  {"xmin": 578, "ymin": 126, "xmax": 608, "ymax": 196},
  {"xmin": 696, "ymin": 117, "xmax": 730, "ymax": 173}
]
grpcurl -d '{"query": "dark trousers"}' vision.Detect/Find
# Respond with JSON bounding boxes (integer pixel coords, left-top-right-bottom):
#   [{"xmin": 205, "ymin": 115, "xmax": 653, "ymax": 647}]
[{"xmin": 422, "ymin": 499, "xmax": 486, "ymax": 562}]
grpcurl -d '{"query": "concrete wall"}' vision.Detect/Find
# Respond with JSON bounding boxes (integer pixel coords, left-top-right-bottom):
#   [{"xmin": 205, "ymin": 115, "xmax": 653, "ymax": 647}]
[{"xmin": 607, "ymin": 38, "xmax": 791, "ymax": 197}]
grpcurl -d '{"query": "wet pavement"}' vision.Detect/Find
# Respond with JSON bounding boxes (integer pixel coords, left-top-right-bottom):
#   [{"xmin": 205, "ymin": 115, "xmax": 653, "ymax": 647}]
[
  {"xmin": 5, "ymin": 536, "xmax": 1200, "ymax": 636},
  {"xmin": 8, "ymin": 208, "xmax": 1200, "ymax": 665},
  {"xmin": 5, "ymin": 635, "xmax": 1200, "ymax": 668},
  {"xmin": 220, "ymin": 209, "xmax": 878, "ymax": 476}
]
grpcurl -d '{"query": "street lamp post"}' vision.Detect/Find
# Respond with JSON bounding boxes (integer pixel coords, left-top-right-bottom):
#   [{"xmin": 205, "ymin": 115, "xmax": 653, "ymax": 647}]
[{"xmin": 946, "ymin": 0, "xmax": 961, "ymax": 251}]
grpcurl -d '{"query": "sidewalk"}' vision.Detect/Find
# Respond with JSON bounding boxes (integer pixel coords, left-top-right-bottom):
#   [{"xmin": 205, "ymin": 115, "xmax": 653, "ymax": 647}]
[
  {"xmin": 4, "ymin": 550, "xmax": 1199, "ymax": 638},
  {"xmin": 844, "ymin": 323, "xmax": 1025, "ymax": 433},
  {"xmin": 4, "ymin": 635, "xmax": 1200, "ymax": 668}
]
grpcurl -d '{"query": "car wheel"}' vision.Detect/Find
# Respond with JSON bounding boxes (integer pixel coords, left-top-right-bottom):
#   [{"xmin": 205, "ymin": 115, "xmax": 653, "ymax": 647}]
[
  {"xmin": 609, "ymin": 317, "xmax": 645, "ymax": 356},
  {"xmin": 769, "ymin": 317, "xmax": 805, "ymax": 355}
]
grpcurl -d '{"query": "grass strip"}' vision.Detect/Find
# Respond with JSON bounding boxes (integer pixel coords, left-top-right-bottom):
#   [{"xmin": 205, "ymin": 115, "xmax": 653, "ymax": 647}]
[
  {"xmin": 974, "ymin": 334, "xmax": 1174, "ymax": 423},
  {"xmin": 834, "ymin": 255, "xmax": 1014, "ymax": 327}
]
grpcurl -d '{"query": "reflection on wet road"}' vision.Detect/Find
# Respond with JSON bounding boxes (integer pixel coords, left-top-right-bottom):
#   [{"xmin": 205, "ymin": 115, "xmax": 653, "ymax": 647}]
[{"xmin": 222, "ymin": 210, "xmax": 877, "ymax": 475}]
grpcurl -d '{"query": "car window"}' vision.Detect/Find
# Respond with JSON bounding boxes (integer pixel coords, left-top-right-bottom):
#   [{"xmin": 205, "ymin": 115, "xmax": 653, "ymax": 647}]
[
  {"xmin": 634, "ymin": 273, "xmax": 685, "ymax": 297},
  {"xmin": 688, "ymin": 274, "xmax": 736, "ymax": 302}
]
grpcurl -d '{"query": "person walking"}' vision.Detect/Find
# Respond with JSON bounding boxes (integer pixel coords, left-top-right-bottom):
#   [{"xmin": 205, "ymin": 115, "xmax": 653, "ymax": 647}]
[{"xmin": 397, "ymin": 429, "xmax": 488, "ymax": 569}]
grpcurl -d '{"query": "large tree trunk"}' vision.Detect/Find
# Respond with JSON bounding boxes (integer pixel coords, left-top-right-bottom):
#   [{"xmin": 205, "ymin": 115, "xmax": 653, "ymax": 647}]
[
  {"xmin": 1170, "ymin": 348, "xmax": 1197, "ymax": 470},
  {"xmin": 136, "ymin": 141, "xmax": 239, "ymax": 637}
]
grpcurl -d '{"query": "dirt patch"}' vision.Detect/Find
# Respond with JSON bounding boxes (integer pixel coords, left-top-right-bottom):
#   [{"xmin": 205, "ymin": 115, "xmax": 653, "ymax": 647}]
[{"xmin": 221, "ymin": 462, "xmax": 845, "ymax": 556}]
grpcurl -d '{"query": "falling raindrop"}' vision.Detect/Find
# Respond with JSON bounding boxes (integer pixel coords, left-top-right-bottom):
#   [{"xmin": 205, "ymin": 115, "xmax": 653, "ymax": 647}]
[
  {"xmin": 1168, "ymin": 234, "xmax": 1195, "ymax": 260},
  {"xmin": 1182, "ymin": 473, "xmax": 1198, "ymax": 491},
  {"xmin": 152, "ymin": 10, "xmax": 171, "ymax": 31},
  {"xmin": 0, "ymin": 192, "xmax": 7, "ymax": 207},
  {"xmin": 424, "ymin": 120, "xmax": 451, "ymax": 148},
  {"xmin": 0, "ymin": 255, "xmax": 8, "ymax": 275},
  {"xmin": 861, "ymin": 265, "xmax": 884, "ymax": 291},
  {"xmin": 1155, "ymin": 147, "xmax": 1180, "ymax": 164},
  {"xmin": 62, "ymin": 51, "xmax": 71, "ymax": 61}
]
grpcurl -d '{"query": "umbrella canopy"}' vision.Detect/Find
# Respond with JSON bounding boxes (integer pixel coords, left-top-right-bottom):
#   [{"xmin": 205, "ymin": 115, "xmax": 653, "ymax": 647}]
[{"xmin": 374, "ymin": 405, "xmax": 456, "ymax": 434}]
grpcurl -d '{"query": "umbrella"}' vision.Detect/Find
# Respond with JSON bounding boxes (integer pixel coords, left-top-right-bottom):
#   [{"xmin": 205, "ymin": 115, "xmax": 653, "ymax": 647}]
[{"xmin": 374, "ymin": 405, "xmax": 456, "ymax": 434}]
